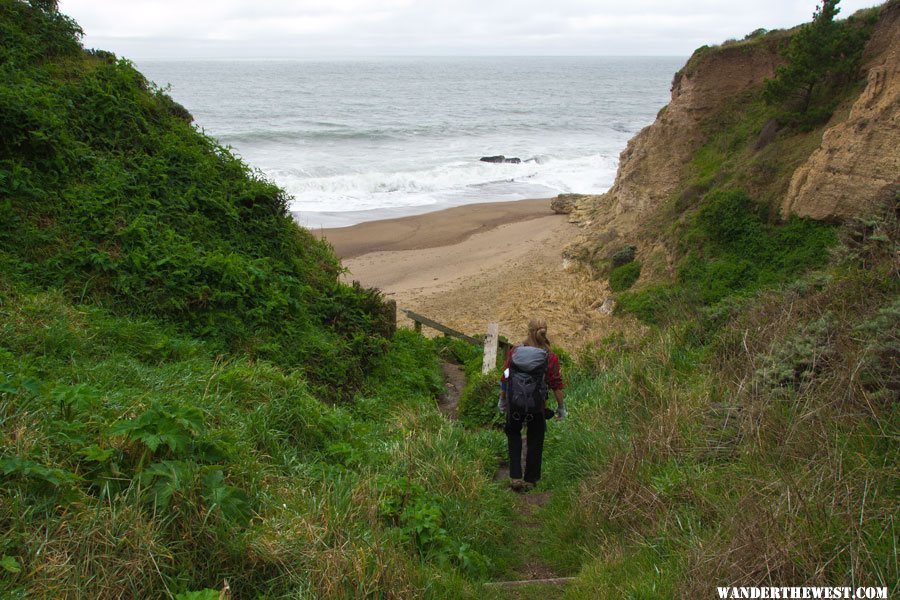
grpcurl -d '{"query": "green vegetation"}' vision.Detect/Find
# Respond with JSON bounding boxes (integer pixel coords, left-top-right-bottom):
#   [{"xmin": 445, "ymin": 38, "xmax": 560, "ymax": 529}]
[
  {"xmin": 1, "ymin": 1, "xmax": 896, "ymax": 598},
  {"xmin": 0, "ymin": 0, "xmax": 388, "ymax": 400},
  {"xmin": 613, "ymin": 6, "xmax": 865, "ymax": 327},
  {"xmin": 0, "ymin": 292, "xmax": 512, "ymax": 597},
  {"xmin": 436, "ymin": 336, "xmax": 507, "ymax": 429},
  {"xmin": 537, "ymin": 198, "xmax": 898, "ymax": 598},
  {"xmin": 0, "ymin": 2, "xmax": 513, "ymax": 597},
  {"xmin": 458, "ymin": 371, "xmax": 504, "ymax": 428},
  {"xmin": 608, "ymin": 261, "xmax": 641, "ymax": 292},
  {"xmin": 618, "ymin": 189, "xmax": 836, "ymax": 325},
  {"xmin": 519, "ymin": 2, "xmax": 898, "ymax": 595},
  {"xmin": 763, "ymin": 0, "xmax": 876, "ymax": 129},
  {"xmin": 609, "ymin": 245, "xmax": 637, "ymax": 268},
  {"xmin": 589, "ymin": 244, "xmax": 639, "ymax": 285}
]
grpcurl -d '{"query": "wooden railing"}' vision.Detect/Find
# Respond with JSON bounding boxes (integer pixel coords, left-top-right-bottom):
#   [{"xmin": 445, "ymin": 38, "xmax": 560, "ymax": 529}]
[
  {"xmin": 402, "ymin": 309, "xmax": 510, "ymax": 374},
  {"xmin": 403, "ymin": 309, "xmax": 480, "ymax": 345}
]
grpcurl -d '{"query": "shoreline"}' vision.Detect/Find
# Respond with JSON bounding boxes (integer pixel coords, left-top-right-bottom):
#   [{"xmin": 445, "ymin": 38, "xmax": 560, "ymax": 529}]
[
  {"xmin": 317, "ymin": 197, "xmax": 618, "ymax": 351},
  {"xmin": 317, "ymin": 198, "xmax": 554, "ymax": 259}
]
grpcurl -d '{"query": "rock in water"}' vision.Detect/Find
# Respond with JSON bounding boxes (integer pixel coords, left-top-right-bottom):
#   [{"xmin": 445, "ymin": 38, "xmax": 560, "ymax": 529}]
[{"xmin": 480, "ymin": 155, "xmax": 522, "ymax": 164}]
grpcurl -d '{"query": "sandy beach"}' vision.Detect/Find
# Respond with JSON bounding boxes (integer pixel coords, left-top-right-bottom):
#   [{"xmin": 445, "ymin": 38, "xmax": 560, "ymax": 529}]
[
  {"xmin": 320, "ymin": 199, "xmax": 556, "ymax": 259},
  {"xmin": 319, "ymin": 199, "xmax": 619, "ymax": 351}
]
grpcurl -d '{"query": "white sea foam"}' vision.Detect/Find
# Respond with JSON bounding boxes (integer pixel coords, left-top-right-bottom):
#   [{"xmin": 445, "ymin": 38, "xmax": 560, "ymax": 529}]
[
  {"xmin": 279, "ymin": 154, "xmax": 618, "ymax": 224},
  {"xmin": 138, "ymin": 57, "xmax": 682, "ymax": 229}
]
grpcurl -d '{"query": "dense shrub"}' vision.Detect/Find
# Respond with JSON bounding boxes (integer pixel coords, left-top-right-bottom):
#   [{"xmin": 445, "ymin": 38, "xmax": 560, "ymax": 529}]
[
  {"xmin": 610, "ymin": 245, "xmax": 637, "ymax": 267},
  {"xmin": 0, "ymin": 297, "xmax": 509, "ymax": 598},
  {"xmin": 458, "ymin": 371, "xmax": 502, "ymax": 428},
  {"xmin": 762, "ymin": 0, "xmax": 875, "ymax": 129},
  {"xmin": 0, "ymin": 1, "xmax": 387, "ymax": 398},
  {"xmin": 0, "ymin": 0, "xmax": 83, "ymax": 63},
  {"xmin": 618, "ymin": 190, "xmax": 836, "ymax": 324},
  {"xmin": 609, "ymin": 261, "xmax": 641, "ymax": 292},
  {"xmin": 541, "ymin": 199, "xmax": 899, "ymax": 597}
]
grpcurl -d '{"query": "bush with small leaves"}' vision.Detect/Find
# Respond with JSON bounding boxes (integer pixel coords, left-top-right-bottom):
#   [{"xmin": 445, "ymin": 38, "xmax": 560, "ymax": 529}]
[{"xmin": 609, "ymin": 261, "xmax": 642, "ymax": 292}]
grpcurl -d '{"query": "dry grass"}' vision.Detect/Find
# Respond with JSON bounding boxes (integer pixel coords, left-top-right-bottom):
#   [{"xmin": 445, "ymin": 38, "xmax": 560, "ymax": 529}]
[
  {"xmin": 409, "ymin": 245, "xmax": 642, "ymax": 353},
  {"xmin": 681, "ymin": 207, "xmax": 898, "ymax": 592},
  {"xmin": 535, "ymin": 201, "xmax": 898, "ymax": 596},
  {"xmin": 573, "ymin": 441, "xmax": 665, "ymax": 535}
]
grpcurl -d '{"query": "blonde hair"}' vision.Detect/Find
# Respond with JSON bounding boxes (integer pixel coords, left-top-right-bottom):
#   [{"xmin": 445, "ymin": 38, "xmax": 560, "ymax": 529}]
[{"xmin": 525, "ymin": 318, "xmax": 551, "ymax": 352}]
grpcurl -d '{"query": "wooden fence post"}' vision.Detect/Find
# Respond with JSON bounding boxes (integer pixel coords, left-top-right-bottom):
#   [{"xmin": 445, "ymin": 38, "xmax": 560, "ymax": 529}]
[
  {"xmin": 383, "ymin": 299, "xmax": 397, "ymax": 337},
  {"xmin": 482, "ymin": 323, "xmax": 499, "ymax": 374}
]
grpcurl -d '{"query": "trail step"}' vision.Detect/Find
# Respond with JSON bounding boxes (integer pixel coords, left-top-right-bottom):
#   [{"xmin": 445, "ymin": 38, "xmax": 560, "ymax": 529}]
[{"xmin": 484, "ymin": 577, "xmax": 575, "ymax": 588}]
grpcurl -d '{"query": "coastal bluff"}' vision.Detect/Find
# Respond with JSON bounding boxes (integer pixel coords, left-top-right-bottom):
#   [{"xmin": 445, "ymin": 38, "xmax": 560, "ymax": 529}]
[
  {"xmin": 782, "ymin": 1, "xmax": 900, "ymax": 219},
  {"xmin": 563, "ymin": 37, "xmax": 786, "ymax": 240},
  {"xmin": 564, "ymin": 2, "xmax": 899, "ymax": 273}
]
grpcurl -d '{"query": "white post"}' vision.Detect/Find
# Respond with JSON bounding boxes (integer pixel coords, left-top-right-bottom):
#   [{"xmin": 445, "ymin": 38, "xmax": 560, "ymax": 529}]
[{"xmin": 482, "ymin": 323, "xmax": 500, "ymax": 374}]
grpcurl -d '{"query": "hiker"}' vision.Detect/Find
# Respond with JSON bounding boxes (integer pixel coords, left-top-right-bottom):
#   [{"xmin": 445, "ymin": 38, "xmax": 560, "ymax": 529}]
[{"xmin": 498, "ymin": 318, "xmax": 566, "ymax": 491}]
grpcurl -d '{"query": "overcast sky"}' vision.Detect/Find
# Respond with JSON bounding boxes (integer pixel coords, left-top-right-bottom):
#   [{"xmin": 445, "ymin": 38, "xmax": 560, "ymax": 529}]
[{"xmin": 57, "ymin": 0, "xmax": 884, "ymax": 59}]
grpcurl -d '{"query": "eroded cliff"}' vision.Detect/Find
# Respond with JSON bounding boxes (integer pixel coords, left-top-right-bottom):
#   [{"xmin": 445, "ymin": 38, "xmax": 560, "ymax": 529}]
[
  {"xmin": 782, "ymin": 1, "xmax": 900, "ymax": 219},
  {"xmin": 568, "ymin": 2, "xmax": 899, "ymax": 275},
  {"xmin": 602, "ymin": 42, "xmax": 784, "ymax": 223}
]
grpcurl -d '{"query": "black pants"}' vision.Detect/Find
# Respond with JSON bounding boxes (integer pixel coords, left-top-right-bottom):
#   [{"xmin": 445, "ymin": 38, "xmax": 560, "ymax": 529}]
[{"xmin": 505, "ymin": 410, "xmax": 546, "ymax": 484}]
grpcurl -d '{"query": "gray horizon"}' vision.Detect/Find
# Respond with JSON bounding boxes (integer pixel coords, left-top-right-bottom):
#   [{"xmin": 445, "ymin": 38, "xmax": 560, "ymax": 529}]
[{"xmin": 58, "ymin": 0, "xmax": 885, "ymax": 61}]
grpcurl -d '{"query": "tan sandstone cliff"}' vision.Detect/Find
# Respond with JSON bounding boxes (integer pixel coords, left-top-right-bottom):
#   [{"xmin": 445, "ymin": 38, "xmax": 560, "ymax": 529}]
[
  {"xmin": 565, "ymin": 37, "xmax": 787, "ymax": 267},
  {"xmin": 599, "ymin": 42, "xmax": 784, "ymax": 225},
  {"xmin": 782, "ymin": 1, "xmax": 900, "ymax": 220},
  {"xmin": 570, "ymin": 2, "xmax": 899, "ymax": 268}
]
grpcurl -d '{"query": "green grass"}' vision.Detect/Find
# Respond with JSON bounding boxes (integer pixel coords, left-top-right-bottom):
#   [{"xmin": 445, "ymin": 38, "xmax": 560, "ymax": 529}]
[
  {"xmin": 618, "ymin": 189, "xmax": 837, "ymax": 325},
  {"xmin": 2, "ymin": 2, "xmax": 897, "ymax": 598},
  {"xmin": 529, "ymin": 202, "xmax": 898, "ymax": 597},
  {"xmin": 0, "ymin": 3, "xmax": 516, "ymax": 597},
  {"xmin": 529, "ymin": 6, "xmax": 897, "ymax": 590},
  {"xmin": 458, "ymin": 371, "xmax": 504, "ymax": 429},
  {"xmin": 616, "ymin": 69, "xmax": 843, "ymax": 328},
  {"xmin": 0, "ymin": 0, "xmax": 389, "ymax": 400},
  {"xmin": 0, "ymin": 289, "xmax": 515, "ymax": 597},
  {"xmin": 608, "ymin": 261, "xmax": 641, "ymax": 292}
]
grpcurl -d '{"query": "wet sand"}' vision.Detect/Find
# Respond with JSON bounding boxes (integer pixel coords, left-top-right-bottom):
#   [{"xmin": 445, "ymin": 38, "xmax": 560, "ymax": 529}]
[{"xmin": 319, "ymin": 199, "xmax": 554, "ymax": 259}]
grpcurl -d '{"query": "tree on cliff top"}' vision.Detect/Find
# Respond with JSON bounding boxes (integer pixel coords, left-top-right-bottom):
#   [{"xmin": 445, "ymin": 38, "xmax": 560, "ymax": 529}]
[{"xmin": 763, "ymin": 0, "xmax": 871, "ymax": 128}]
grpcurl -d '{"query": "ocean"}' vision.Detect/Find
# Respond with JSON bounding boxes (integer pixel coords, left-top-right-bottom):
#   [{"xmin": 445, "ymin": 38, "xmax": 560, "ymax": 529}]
[{"xmin": 137, "ymin": 57, "xmax": 683, "ymax": 229}]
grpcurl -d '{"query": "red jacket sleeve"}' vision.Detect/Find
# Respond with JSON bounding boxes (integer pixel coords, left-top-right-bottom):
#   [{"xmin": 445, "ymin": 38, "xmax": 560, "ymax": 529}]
[
  {"xmin": 501, "ymin": 348, "xmax": 513, "ymax": 384},
  {"xmin": 546, "ymin": 351, "xmax": 564, "ymax": 391}
]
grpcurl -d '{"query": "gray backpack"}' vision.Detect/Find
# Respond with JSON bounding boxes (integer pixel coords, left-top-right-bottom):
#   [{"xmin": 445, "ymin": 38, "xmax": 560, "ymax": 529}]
[{"xmin": 507, "ymin": 346, "xmax": 549, "ymax": 416}]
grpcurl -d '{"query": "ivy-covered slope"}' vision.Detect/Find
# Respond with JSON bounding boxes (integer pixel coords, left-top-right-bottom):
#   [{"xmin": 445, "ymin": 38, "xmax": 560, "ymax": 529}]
[
  {"xmin": 0, "ymin": 0, "xmax": 388, "ymax": 398},
  {"xmin": 0, "ymin": 3, "xmax": 517, "ymax": 599}
]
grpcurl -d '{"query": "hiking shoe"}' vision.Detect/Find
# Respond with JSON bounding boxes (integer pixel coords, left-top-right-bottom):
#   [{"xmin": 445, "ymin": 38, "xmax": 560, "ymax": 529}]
[
  {"xmin": 509, "ymin": 479, "xmax": 527, "ymax": 492},
  {"xmin": 521, "ymin": 481, "xmax": 536, "ymax": 492}
]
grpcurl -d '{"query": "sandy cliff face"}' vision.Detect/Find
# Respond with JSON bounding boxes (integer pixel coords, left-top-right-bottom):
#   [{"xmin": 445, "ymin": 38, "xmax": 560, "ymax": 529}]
[
  {"xmin": 782, "ymin": 3, "xmax": 900, "ymax": 220},
  {"xmin": 567, "ymin": 40, "xmax": 785, "ymax": 261},
  {"xmin": 606, "ymin": 44, "xmax": 784, "ymax": 222},
  {"xmin": 572, "ymin": 3, "xmax": 899, "ymax": 262}
]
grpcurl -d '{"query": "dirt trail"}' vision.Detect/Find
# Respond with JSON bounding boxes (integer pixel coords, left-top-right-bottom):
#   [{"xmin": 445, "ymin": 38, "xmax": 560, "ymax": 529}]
[
  {"xmin": 438, "ymin": 362, "xmax": 465, "ymax": 420},
  {"xmin": 437, "ymin": 364, "xmax": 571, "ymax": 597},
  {"xmin": 488, "ymin": 460, "xmax": 571, "ymax": 598}
]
